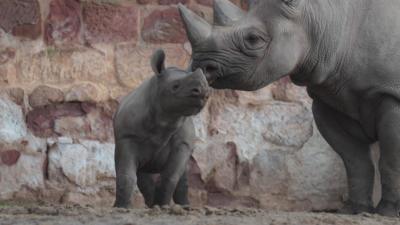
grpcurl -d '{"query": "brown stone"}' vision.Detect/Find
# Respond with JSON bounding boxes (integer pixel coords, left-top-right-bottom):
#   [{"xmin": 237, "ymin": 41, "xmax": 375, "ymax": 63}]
[
  {"xmin": 1, "ymin": 150, "xmax": 21, "ymax": 166},
  {"xmin": 158, "ymin": 0, "xmax": 189, "ymax": 4},
  {"xmin": 115, "ymin": 44, "xmax": 190, "ymax": 88},
  {"xmin": 0, "ymin": 0, "xmax": 41, "ymax": 39},
  {"xmin": 195, "ymin": 0, "xmax": 213, "ymax": 6},
  {"xmin": 45, "ymin": 0, "xmax": 81, "ymax": 45},
  {"xmin": 82, "ymin": 2, "xmax": 138, "ymax": 43},
  {"xmin": 3, "ymin": 87, "xmax": 24, "ymax": 105},
  {"xmin": 29, "ymin": 85, "xmax": 64, "ymax": 108},
  {"xmin": 0, "ymin": 48, "xmax": 15, "ymax": 65},
  {"xmin": 17, "ymin": 47, "xmax": 116, "ymax": 85},
  {"xmin": 26, "ymin": 103, "xmax": 85, "ymax": 137},
  {"xmin": 65, "ymin": 82, "xmax": 108, "ymax": 102},
  {"xmin": 137, "ymin": 0, "xmax": 156, "ymax": 4},
  {"xmin": 142, "ymin": 8, "xmax": 187, "ymax": 44}
]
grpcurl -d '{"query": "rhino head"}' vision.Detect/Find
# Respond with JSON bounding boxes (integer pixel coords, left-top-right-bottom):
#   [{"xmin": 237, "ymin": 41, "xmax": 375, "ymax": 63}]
[{"xmin": 178, "ymin": 0, "xmax": 310, "ymax": 91}]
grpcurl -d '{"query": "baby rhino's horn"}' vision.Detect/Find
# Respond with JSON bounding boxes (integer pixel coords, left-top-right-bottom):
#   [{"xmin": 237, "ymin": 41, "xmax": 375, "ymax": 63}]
[
  {"xmin": 214, "ymin": 0, "xmax": 245, "ymax": 26},
  {"xmin": 178, "ymin": 4, "xmax": 212, "ymax": 46}
]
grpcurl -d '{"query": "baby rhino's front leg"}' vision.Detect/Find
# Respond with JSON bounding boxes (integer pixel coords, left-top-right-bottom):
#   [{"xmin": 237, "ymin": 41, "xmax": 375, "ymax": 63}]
[{"xmin": 153, "ymin": 140, "xmax": 192, "ymax": 206}]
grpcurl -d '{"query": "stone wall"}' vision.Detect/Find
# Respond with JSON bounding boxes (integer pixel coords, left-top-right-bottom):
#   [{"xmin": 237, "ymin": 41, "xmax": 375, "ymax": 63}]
[{"xmin": 0, "ymin": 0, "xmax": 347, "ymax": 211}]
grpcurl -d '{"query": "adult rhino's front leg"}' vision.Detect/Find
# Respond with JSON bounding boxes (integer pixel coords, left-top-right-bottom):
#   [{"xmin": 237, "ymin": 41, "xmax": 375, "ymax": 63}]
[
  {"xmin": 312, "ymin": 100, "xmax": 375, "ymax": 214},
  {"xmin": 137, "ymin": 172, "xmax": 156, "ymax": 207},
  {"xmin": 376, "ymin": 97, "xmax": 400, "ymax": 217}
]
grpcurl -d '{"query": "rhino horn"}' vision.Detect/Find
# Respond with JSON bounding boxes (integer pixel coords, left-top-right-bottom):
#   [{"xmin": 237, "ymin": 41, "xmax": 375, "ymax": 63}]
[
  {"xmin": 178, "ymin": 4, "xmax": 212, "ymax": 45},
  {"xmin": 214, "ymin": 0, "xmax": 244, "ymax": 26}
]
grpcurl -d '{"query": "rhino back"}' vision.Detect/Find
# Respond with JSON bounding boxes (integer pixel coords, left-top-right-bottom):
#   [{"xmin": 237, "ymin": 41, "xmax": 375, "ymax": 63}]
[{"xmin": 114, "ymin": 78, "xmax": 153, "ymax": 140}]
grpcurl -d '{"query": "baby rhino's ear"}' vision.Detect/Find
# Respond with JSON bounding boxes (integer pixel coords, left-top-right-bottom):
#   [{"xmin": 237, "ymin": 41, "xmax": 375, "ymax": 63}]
[{"xmin": 151, "ymin": 49, "xmax": 166, "ymax": 76}]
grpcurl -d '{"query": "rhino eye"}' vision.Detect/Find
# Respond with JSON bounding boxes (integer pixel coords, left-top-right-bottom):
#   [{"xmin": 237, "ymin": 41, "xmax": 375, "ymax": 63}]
[{"xmin": 244, "ymin": 32, "xmax": 266, "ymax": 50}]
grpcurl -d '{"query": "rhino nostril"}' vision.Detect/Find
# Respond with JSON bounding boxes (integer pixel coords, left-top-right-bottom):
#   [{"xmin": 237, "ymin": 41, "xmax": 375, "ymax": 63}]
[{"xmin": 191, "ymin": 87, "xmax": 201, "ymax": 96}]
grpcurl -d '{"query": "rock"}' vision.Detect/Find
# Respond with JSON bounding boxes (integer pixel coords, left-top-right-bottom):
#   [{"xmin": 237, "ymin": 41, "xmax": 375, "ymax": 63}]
[
  {"xmin": 54, "ymin": 116, "xmax": 91, "ymax": 138},
  {"xmin": 65, "ymin": 83, "xmax": 108, "ymax": 103},
  {"xmin": 287, "ymin": 124, "xmax": 347, "ymax": 211},
  {"xmin": 0, "ymin": 96, "xmax": 27, "ymax": 143},
  {"xmin": 26, "ymin": 102, "xmax": 85, "ymax": 137},
  {"xmin": 29, "ymin": 85, "xmax": 64, "ymax": 108},
  {"xmin": 0, "ymin": 135, "xmax": 46, "ymax": 199},
  {"xmin": 45, "ymin": 0, "xmax": 81, "ymax": 45},
  {"xmin": 48, "ymin": 139, "xmax": 115, "ymax": 187},
  {"xmin": 115, "ymin": 44, "xmax": 190, "ymax": 88},
  {"xmin": 0, "ymin": 0, "xmax": 41, "ymax": 39},
  {"xmin": 0, "ymin": 47, "xmax": 15, "ymax": 64},
  {"xmin": 249, "ymin": 150, "xmax": 289, "ymax": 194},
  {"xmin": 158, "ymin": 0, "xmax": 189, "ymax": 4},
  {"xmin": 1, "ymin": 87, "xmax": 24, "ymax": 105},
  {"xmin": 17, "ymin": 47, "xmax": 115, "ymax": 86},
  {"xmin": 82, "ymin": 2, "xmax": 138, "ymax": 43},
  {"xmin": 142, "ymin": 7, "xmax": 187, "ymax": 44},
  {"xmin": 195, "ymin": 0, "xmax": 214, "ymax": 6},
  {"xmin": 0, "ymin": 150, "xmax": 21, "ymax": 166}
]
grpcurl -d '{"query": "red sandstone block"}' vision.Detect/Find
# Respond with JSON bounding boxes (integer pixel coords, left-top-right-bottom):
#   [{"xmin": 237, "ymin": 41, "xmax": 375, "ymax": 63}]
[
  {"xmin": 82, "ymin": 2, "xmax": 138, "ymax": 43},
  {"xmin": 1, "ymin": 150, "xmax": 21, "ymax": 166},
  {"xmin": 45, "ymin": 0, "xmax": 81, "ymax": 45},
  {"xmin": 0, "ymin": 0, "xmax": 41, "ymax": 39},
  {"xmin": 142, "ymin": 7, "xmax": 187, "ymax": 44}
]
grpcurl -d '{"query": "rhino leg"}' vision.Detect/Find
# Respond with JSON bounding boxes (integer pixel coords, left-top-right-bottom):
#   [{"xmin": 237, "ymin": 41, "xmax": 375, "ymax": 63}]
[
  {"xmin": 173, "ymin": 171, "xmax": 190, "ymax": 206},
  {"xmin": 113, "ymin": 139, "xmax": 138, "ymax": 208},
  {"xmin": 312, "ymin": 100, "xmax": 375, "ymax": 214},
  {"xmin": 375, "ymin": 98, "xmax": 400, "ymax": 217},
  {"xmin": 137, "ymin": 172, "xmax": 155, "ymax": 207},
  {"xmin": 153, "ymin": 145, "xmax": 191, "ymax": 206}
]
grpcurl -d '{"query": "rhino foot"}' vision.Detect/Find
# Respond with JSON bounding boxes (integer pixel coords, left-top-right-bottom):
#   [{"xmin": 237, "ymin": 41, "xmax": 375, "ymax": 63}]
[
  {"xmin": 375, "ymin": 200, "xmax": 400, "ymax": 217},
  {"xmin": 338, "ymin": 201, "xmax": 374, "ymax": 215}
]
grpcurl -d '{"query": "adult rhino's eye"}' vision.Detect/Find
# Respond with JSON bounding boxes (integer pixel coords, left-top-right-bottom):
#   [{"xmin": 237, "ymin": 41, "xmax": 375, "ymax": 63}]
[{"xmin": 244, "ymin": 32, "xmax": 266, "ymax": 50}]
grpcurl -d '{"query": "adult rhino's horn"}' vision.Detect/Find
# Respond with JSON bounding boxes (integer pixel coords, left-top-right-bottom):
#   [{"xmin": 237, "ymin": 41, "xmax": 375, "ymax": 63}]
[
  {"xmin": 178, "ymin": 4, "xmax": 211, "ymax": 45},
  {"xmin": 214, "ymin": 0, "xmax": 244, "ymax": 26}
]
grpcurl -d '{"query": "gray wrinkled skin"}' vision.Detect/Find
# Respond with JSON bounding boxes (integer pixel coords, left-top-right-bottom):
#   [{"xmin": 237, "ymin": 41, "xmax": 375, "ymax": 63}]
[
  {"xmin": 113, "ymin": 49, "xmax": 209, "ymax": 208},
  {"xmin": 179, "ymin": 0, "xmax": 400, "ymax": 217}
]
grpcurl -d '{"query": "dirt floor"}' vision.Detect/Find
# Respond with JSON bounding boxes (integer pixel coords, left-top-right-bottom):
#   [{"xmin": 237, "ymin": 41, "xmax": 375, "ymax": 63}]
[{"xmin": 0, "ymin": 203, "xmax": 399, "ymax": 225}]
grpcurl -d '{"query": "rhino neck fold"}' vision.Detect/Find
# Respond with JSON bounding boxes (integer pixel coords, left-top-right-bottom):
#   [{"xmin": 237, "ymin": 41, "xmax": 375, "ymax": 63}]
[{"xmin": 292, "ymin": 0, "xmax": 364, "ymax": 88}]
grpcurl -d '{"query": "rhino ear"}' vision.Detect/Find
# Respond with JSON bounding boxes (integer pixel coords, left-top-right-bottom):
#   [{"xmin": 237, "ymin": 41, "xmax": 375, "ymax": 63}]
[
  {"xmin": 214, "ymin": 0, "xmax": 244, "ymax": 26},
  {"xmin": 178, "ymin": 3, "xmax": 212, "ymax": 45},
  {"xmin": 151, "ymin": 49, "xmax": 166, "ymax": 76}
]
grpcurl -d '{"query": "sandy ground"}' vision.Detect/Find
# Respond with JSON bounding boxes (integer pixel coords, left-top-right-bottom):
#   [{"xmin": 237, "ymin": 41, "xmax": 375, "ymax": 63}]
[{"xmin": 0, "ymin": 203, "xmax": 399, "ymax": 225}]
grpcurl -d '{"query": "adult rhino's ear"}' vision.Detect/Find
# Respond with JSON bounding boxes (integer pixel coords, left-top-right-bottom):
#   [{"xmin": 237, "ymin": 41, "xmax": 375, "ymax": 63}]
[
  {"xmin": 214, "ymin": 0, "xmax": 245, "ymax": 26},
  {"xmin": 151, "ymin": 49, "xmax": 166, "ymax": 76}
]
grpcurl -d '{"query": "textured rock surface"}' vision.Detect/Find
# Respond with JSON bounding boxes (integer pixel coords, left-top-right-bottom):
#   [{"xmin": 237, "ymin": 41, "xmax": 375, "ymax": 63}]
[
  {"xmin": 45, "ymin": 0, "xmax": 81, "ymax": 45},
  {"xmin": 0, "ymin": 0, "xmax": 41, "ymax": 39},
  {"xmin": 0, "ymin": 0, "xmax": 350, "ymax": 212},
  {"xmin": 142, "ymin": 7, "xmax": 187, "ymax": 43},
  {"xmin": 82, "ymin": 2, "xmax": 138, "ymax": 43},
  {"xmin": 0, "ymin": 97, "xmax": 27, "ymax": 143}
]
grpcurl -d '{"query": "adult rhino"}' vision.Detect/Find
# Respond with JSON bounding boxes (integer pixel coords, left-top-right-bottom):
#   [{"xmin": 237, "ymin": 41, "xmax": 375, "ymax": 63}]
[{"xmin": 178, "ymin": 0, "xmax": 400, "ymax": 217}]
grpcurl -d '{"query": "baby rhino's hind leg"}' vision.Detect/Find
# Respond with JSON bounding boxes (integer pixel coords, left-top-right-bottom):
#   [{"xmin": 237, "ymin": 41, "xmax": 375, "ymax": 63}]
[
  {"xmin": 173, "ymin": 171, "xmax": 189, "ymax": 206},
  {"xmin": 114, "ymin": 139, "xmax": 138, "ymax": 208}
]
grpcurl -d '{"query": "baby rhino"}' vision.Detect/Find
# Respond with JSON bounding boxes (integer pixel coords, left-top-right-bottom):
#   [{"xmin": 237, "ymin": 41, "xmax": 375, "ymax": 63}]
[{"xmin": 113, "ymin": 49, "xmax": 209, "ymax": 208}]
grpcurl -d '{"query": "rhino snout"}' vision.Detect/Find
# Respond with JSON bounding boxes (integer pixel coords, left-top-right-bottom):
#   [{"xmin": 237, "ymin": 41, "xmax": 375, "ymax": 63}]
[{"xmin": 195, "ymin": 61, "xmax": 221, "ymax": 85}]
